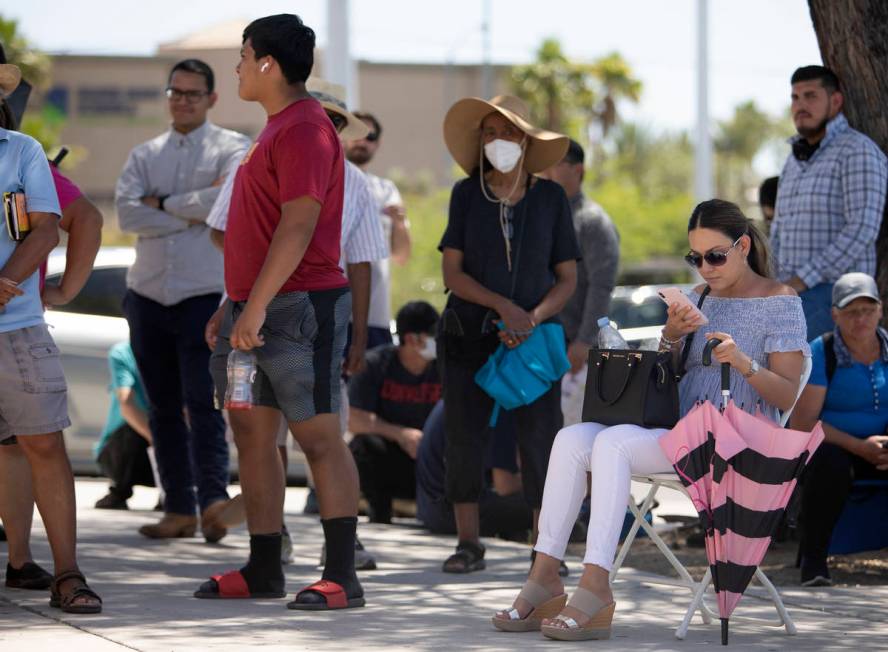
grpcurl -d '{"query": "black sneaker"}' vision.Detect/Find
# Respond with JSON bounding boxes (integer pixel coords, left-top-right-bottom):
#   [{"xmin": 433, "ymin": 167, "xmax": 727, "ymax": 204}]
[
  {"xmin": 94, "ymin": 492, "xmax": 129, "ymax": 510},
  {"xmin": 303, "ymin": 488, "xmax": 320, "ymax": 515},
  {"xmin": 5, "ymin": 562, "xmax": 53, "ymax": 590}
]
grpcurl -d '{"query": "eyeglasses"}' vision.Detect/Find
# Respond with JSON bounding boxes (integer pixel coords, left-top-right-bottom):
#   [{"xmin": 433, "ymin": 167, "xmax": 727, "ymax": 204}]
[
  {"xmin": 684, "ymin": 236, "xmax": 743, "ymax": 269},
  {"xmin": 364, "ymin": 131, "xmax": 379, "ymax": 142},
  {"xmin": 165, "ymin": 88, "xmax": 210, "ymax": 104}
]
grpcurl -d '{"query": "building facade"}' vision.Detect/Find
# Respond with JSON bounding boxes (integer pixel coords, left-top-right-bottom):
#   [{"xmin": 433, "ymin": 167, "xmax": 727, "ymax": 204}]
[{"xmin": 35, "ymin": 21, "xmax": 508, "ymax": 200}]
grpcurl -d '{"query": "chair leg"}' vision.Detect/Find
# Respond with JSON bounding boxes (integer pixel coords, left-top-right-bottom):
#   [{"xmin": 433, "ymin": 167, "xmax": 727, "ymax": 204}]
[
  {"xmin": 676, "ymin": 567, "xmax": 712, "ymax": 639},
  {"xmin": 632, "ymin": 501, "xmax": 714, "ymax": 626},
  {"xmin": 610, "ymin": 482, "xmax": 660, "ymax": 582},
  {"xmin": 754, "ymin": 568, "xmax": 797, "ymax": 636}
]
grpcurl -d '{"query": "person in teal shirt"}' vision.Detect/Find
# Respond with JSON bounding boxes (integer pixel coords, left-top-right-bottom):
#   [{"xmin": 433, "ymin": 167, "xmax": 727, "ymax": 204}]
[
  {"xmin": 94, "ymin": 341, "xmax": 157, "ymax": 510},
  {"xmin": 792, "ymin": 273, "xmax": 888, "ymax": 587}
]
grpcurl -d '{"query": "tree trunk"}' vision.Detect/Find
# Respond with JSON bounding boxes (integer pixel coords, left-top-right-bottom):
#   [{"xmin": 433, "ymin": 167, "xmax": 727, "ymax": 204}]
[{"xmin": 808, "ymin": 0, "xmax": 888, "ymax": 309}]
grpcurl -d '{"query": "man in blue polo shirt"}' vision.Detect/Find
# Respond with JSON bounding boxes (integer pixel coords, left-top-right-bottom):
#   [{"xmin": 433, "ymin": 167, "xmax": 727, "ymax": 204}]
[
  {"xmin": 791, "ymin": 273, "xmax": 888, "ymax": 587},
  {"xmin": 0, "ymin": 62, "xmax": 101, "ymax": 612}
]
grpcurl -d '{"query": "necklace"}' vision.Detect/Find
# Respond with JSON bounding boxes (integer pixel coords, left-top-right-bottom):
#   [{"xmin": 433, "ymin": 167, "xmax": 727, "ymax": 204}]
[{"xmin": 479, "ymin": 146, "xmax": 527, "ymax": 271}]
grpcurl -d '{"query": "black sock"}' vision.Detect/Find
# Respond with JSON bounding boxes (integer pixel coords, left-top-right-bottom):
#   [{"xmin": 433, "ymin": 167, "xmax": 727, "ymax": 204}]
[
  {"xmin": 320, "ymin": 517, "xmax": 362, "ymax": 597},
  {"xmin": 239, "ymin": 532, "xmax": 284, "ymax": 593}
]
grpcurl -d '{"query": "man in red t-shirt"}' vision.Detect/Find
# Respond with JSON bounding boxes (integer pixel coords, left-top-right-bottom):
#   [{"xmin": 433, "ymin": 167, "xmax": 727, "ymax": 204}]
[{"xmin": 196, "ymin": 14, "xmax": 364, "ymax": 611}]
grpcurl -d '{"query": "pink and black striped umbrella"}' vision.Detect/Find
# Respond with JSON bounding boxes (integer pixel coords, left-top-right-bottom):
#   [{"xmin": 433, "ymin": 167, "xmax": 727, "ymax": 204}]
[{"xmin": 659, "ymin": 398, "xmax": 824, "ymax": 645}]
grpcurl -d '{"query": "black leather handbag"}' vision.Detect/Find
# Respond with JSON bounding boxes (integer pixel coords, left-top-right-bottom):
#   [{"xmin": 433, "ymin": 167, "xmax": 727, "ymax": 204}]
[{"xmin": 581, "ymin": 288, "xmax": 709, "ymax": 428}]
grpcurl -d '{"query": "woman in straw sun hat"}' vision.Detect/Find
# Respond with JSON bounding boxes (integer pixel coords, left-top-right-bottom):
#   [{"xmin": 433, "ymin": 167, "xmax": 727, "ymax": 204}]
[{"xmin": 437, "ymin": 95, "xmax": 579, "ymax": 573}]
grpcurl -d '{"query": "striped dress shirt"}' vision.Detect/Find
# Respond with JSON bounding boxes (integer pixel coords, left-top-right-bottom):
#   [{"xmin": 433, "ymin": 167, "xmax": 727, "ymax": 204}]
[
  {"xmin": 207, "ymin": 158, "xmax": 387, "ymax": 268},
  {"xmin": 771, "ymin": 114, "xmax": 888, "ymax": 287}
]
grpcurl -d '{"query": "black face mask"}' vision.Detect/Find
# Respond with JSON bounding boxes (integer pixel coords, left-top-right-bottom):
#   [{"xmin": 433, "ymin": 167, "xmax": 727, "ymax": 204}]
[{"xmin": 792, "ymin": 138, "xmax": 821, "ymax": 162}]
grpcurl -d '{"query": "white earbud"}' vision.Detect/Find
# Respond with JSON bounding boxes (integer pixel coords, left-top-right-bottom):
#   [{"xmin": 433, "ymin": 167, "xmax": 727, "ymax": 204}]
[{"xmin": 261, "ymin": 62, "xmax": 270, "ymax": 73}]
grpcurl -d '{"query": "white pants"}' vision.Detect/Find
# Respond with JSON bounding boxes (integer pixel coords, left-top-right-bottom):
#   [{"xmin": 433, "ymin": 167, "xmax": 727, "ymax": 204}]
[{"xmin": 534, "ymin": 421, "xmax": 672, "ymax": 571}]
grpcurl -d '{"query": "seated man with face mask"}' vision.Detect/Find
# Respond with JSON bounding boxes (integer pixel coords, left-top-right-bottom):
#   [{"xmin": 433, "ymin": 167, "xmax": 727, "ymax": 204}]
[{"xmin": 347, "ymin": 301, "xmax": 441, "ymax": 524}]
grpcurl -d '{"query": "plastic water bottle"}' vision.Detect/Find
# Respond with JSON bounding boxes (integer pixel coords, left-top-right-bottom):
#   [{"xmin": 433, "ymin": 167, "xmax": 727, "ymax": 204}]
[
  {"xmin": 224, "ymin": 349, "xmax": 257, "ymax": 410},
  {"xmin": 597, "ymin": 317, "xmax": 629, "ymax": 350}
]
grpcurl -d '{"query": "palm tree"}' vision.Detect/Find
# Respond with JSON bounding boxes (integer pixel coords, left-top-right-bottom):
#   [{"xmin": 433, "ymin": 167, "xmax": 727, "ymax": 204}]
[
  {"xmin": 0, "ymin": 16, "xmax": 51, "ymax": 88},
  {"xmin": 589, "ymin": 52, "xmax": 642, "ymax": 139},
  {"xmin": 510, "ymin": 38, "xmax": 598, "ymax": 138}
]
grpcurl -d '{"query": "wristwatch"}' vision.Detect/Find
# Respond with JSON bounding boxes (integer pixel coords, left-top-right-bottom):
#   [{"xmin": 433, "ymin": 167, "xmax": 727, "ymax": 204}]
[{"xmin": 743, "ymin": 358, "xmax": 760, "ymax": 379}]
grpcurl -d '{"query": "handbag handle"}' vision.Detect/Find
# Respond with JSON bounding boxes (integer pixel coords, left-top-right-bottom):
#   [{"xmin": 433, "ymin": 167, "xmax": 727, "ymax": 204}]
[{"xmin": 595, "ymin": 352, "xmax": 640, "ymax": 406}]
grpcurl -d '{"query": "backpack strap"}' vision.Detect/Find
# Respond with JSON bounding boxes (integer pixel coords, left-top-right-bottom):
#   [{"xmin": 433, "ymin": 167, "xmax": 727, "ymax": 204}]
[{"xmin": 822, "ymin": 331, "xmax": 837, "ymax": 383}]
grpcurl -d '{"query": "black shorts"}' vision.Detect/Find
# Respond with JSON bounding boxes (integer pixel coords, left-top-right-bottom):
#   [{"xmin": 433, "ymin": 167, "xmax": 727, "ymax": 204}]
[{"xmin": 210, "ymin": 288, "xmax": 351, "ymax": 423}]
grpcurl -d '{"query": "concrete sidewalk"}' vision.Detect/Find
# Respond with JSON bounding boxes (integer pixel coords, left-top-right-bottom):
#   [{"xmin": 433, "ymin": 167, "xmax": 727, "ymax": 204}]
[{"xmin": 1, "ymin": 479, "xmax": 886, "ymax": 651}]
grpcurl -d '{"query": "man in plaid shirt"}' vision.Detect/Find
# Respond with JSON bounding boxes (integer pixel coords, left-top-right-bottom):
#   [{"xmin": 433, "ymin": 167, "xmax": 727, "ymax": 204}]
[{"xmin": 772, "ymin": 65, "xmax": 888, "ymax": 340}]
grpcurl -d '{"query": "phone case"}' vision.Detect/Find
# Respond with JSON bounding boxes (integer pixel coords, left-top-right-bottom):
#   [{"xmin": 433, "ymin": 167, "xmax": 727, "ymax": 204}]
[{"xmin": 657, "ymin": 287, "xmax": 709, "ymax": 324}]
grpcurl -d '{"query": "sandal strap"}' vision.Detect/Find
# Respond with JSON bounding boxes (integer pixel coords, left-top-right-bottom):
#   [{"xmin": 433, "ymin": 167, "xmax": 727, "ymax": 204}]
[
  {"xmin": 455, "ymin": 540, "xmax": 485, "ymax": 559},
  {"xmin": 445, "ymin": 541, "xmax": 485, "ymax": 569},
  {"xmin": 552, "ymin": 615, "xmax": 579, "ymax": 629},
  {"xmin": 517, "ymin": 579, "xmax": 554, "ymax": 608},
  {"xmin": 52, "ymin": 569, "xmax": 86, "ymax": 592},
  {"xmin": 61, "ymin": 584, "xmax": 102, "ymax": 606},
  {"xmin": 567, "ymin": 587, "xmax": 606, "ymax": 618},
  {"xmin": 504, "ymin": 608, "xmax": 521, "ymax": 621}
]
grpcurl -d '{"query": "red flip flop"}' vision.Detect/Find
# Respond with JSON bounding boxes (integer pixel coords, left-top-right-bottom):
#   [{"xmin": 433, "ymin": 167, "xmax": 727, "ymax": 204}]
[
  {"xmin": 286, "ymin": 580, "xmax": 366, "ymax": 611},
  {"xmin": 193, "ymin": 570, "xmax": 285, "ymax": 599}
]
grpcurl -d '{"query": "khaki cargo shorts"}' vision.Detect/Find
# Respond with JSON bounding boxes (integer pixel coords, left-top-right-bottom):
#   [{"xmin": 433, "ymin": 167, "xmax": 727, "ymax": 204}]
[{"xmin": 0, "ymin": 323, "xmax": 70, "ymax": 442}]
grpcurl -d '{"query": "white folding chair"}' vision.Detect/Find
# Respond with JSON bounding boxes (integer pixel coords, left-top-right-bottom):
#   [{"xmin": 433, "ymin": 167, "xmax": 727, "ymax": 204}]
[{"xmin": 610, "ymin": 356, "xmax": 813, "ymax": 640}]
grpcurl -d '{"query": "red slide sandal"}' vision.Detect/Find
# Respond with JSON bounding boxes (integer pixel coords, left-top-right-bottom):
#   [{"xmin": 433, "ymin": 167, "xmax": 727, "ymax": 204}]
[
  {"xmin": 193, "ymin": 570, "xmax": 286, "ymax": 599},
  {"xmin": 286, "ymin": 580, "xmax": 365, "ymax": 611}
]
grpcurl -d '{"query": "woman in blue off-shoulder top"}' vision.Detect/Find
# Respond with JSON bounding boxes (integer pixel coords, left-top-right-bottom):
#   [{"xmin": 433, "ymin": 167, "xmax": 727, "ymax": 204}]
[{"xmin": 491, "ymin": 200, "xmax": 810, "ymax": 641}]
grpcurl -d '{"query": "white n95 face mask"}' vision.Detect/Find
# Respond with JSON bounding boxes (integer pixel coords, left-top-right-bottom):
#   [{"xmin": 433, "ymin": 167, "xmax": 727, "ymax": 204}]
[
  {"xmin": 484, "ymin": 138, "xmax": 524, "ymax": 173},
  {"xmin": 419, "ymin": 336, "xmax": 437, "ymax": 361}
]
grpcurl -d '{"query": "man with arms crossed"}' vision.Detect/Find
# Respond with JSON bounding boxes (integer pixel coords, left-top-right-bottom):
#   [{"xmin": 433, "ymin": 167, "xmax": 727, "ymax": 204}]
[
  {"xmin": 196, "ymin": 14, "xmax": 364, "ymax": 610},
  {"xmin": 116, "ymin": 59, "xmax": 250, "ymax": 542}
]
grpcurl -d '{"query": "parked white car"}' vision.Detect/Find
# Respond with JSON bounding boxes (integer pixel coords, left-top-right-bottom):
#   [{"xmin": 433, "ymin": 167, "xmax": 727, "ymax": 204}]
[
  {"xmin": 43, "ymin": 247, "xmax": 315, "ymax": 480},
  {"xmin": 45, "ymin": 246, "xmax": 683, "ymax": 476}
]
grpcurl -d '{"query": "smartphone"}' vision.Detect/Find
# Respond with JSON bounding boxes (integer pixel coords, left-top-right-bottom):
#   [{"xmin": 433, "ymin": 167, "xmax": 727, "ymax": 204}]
[{"xmin": 657, "ymin": 287, "xmax": 709, "ymax": 325}]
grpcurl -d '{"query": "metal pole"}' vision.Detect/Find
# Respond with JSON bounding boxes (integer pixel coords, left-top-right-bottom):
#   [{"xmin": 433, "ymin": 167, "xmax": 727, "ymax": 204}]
[
  {"xmin": 694, "ymin": 0, "xmax": 713, "ymax": 201},
  {"xmin": 326, "ymin": 0, "xmax": 355, "ymax": 108},
  {"xmin": 481, "ymin": 0, "xmax": 492, "ymax": 98}
]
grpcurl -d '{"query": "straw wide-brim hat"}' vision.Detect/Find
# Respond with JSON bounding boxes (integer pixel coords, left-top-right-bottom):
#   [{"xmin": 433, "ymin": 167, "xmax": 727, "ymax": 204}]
[
  {"xmin": 0, "ymin": 64, "xmax": 21, "ymax": 97},
  {"xmin": 306, "ymin": 77, "xmax": 369, "ymax": 141},
  {"xmin": 443, "ymin": 94, "xmax": 569, "ymax": 175}
]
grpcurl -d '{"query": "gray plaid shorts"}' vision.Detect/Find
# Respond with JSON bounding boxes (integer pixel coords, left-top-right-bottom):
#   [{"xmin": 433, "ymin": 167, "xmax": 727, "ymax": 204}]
[
  {"xmin": 210, "ymin": 288, "xmax": 351, "ymax": 424},
  {"xmin": 0, "ymin": 322, "xmax": 70, "ymax": 442}
]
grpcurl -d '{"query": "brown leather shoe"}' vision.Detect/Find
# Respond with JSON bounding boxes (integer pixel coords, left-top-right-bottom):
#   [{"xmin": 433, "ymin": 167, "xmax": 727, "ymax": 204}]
[
  {"xmin": 201, "ymin": 499, "xmax": 237, "ymax": 543},
  {"xmin": 138, "ymin": 513, "xmax": 197, "ymax": 539}
]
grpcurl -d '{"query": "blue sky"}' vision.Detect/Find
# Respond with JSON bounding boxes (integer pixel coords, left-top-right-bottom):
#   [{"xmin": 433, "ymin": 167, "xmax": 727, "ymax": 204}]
[{"xmin": 8, "ymin": 0, "xmax": 821, "ymax": 137}]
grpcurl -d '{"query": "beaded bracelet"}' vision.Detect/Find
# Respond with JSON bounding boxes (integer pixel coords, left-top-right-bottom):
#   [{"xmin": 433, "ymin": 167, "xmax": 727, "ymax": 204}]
[{"xmin": 659, "ymin": 331, "xmax": 684, "ymax": 347}]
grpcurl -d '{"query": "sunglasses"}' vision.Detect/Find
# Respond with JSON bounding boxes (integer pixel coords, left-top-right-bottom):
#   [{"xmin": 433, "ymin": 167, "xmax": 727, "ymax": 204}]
[
  {"xmin": 328, "ymin": 113, "xmax": 347, "ymax": 132},
  {"xmin": 684, "ymin": 236, "xmax": 742, "ymax": 269}
]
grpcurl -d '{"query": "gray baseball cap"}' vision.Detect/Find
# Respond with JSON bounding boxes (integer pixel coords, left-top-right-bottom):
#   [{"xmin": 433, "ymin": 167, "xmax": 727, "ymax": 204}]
[{"xmin": 832, "ymin": 272, "xmax": 881, "ymax": 309}]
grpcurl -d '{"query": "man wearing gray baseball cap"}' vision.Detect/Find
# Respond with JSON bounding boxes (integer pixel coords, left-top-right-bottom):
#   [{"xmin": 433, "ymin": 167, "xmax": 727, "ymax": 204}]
[{"xmin": 791, "ymin": 272, "xmax": 888, "ymax": 587}]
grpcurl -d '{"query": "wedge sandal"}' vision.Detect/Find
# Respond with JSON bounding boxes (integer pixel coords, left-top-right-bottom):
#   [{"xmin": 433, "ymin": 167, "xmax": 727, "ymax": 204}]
[
  {"xmin": 540, "ymin": 587, "xmax": 615, "ymax": 641},
  {"xmin": 492, "ymin": 580, "xmax": 567, "ymax": 632}
]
